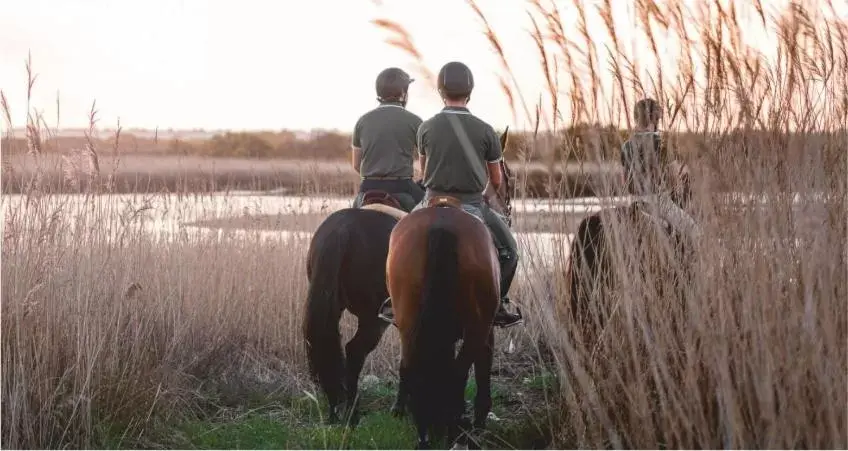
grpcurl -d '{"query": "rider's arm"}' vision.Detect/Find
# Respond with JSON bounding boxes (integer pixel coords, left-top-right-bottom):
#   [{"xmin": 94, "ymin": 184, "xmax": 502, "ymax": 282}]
[
  {"xmin": 485, "ymin": 126, "xmax": 504, "ymax": 189},
  {"xmin": 351, "ymin": 117, "xmax": 364, "ymax": 173},
  {"xmin": 487, "ymin": 162, "xmax": 502, "ymax": 189},
  {"xmin": 351, "ymin": 147, "xmax": 362, "ymax": 172},
  {"xmin": 416, "ymin": 122, "xmax": 427, "ymax": 181}
]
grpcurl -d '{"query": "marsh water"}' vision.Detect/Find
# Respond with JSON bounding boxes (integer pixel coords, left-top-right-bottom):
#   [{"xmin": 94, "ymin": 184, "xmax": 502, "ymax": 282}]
[
  {"xmin": 1, "ymin": 192, "xmax": 625, "ymax": 269},
  {"xmin": 1, "ymin": 190, "xmax": 822, "ymax": 272}
]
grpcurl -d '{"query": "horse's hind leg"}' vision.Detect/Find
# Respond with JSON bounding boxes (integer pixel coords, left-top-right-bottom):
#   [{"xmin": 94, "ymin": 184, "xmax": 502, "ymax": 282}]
[
  {"xmin": 392, "ymin": 362, "xmax": 410, "ymax": 417},
  {"xmin": 344, "ymin": 318, "xmax": 388, "ymax": 422},
  {"xmin": 472, "ymin": 330, "xmax": 494, "ymax": 431},
  {"xmin": 447, "ymin": 341, "xmax": 475, "ymax": 448}
]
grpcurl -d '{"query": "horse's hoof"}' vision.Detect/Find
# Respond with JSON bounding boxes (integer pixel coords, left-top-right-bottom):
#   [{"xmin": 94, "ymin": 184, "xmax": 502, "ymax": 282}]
[{"xmin": 390, "ymin": 403, "xmax": 405, "ymax": 418}]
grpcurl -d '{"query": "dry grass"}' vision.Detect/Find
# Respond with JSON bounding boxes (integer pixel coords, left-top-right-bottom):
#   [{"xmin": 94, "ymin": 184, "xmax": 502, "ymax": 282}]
[
  {"xmin": 2, "ymin": 0, "xmax": 846, "ymax": 448},
  {"xmin": 1, "ymin": 63, "xmax": 558, "ymax": 449},
  {"xmin": 373, "ymin": 0, "xmax": 847, "ymax": 447}
]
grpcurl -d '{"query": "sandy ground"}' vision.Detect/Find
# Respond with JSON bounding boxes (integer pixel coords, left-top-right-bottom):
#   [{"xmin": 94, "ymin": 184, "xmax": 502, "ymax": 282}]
[{"xmin": 186, "ymin": 210, "xmax": 590, "ymax": 235}]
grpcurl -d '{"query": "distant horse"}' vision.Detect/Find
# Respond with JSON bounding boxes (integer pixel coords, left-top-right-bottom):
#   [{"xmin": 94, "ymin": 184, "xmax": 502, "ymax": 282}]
[
  {"xmin": 566, "ymin": 163, "xmax": 694, "ymax": 348},
  {"xmin": 302, "ymin": 192, "xmax": 407, "ymax": 424},
  {"xmin": 385, "ymin": 130, "xmax": 514, "ymax": 448}
]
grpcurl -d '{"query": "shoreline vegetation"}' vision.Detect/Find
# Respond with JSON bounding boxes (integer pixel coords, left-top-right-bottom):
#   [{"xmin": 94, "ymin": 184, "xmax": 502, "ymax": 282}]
[
  {"xmin": 1, "ymin": 151, "xmax": 620, "ymax": 198},
  {"xmin": 3, "ymin": 129, "xmax": 841, "ymax": 197}
]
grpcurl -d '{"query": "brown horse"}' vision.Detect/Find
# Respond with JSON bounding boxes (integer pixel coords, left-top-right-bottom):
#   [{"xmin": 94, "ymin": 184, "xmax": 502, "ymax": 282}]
[
  {"xmin": 566, "ymin": 163, "xmax": 695, "ymax": 348},
  {"xmin": 302, "ymin": 193, "xmax": 407, "ymax": 424},
  {"xmin": 385, "ymin": 130, "xmax": 514, "ymax": 448}
]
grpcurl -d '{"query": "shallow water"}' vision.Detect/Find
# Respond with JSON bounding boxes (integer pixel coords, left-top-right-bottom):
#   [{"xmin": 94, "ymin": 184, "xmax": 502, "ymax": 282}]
[
  {"xmin": 1, "ymin": 193, "xmax": 594, "ymax": 270},
  {"xmin": 2, "ymin": 190, "xmax": 821, "ymax": 272}
]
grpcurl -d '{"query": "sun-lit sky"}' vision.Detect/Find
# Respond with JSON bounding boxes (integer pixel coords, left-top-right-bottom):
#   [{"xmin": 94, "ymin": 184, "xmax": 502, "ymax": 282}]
[{"xmin": 2, "ymin": 0, "xmax": 843, "ymax": 133}]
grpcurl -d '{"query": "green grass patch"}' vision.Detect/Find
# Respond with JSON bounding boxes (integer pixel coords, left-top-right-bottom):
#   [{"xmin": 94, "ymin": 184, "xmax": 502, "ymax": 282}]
[{"xmin": 152, "ymin": 373, "xmax": 558, "ymax": 450}]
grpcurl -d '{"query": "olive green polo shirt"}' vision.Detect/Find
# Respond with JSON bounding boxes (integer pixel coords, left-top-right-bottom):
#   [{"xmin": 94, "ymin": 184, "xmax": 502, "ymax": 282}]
[
  {"xmin": 352, "ymin": 101, "xmax": 423, "ymax": 178},
  {"xmin": 417, "ymin": 106, "xmax": 502, "ymax": 194}
]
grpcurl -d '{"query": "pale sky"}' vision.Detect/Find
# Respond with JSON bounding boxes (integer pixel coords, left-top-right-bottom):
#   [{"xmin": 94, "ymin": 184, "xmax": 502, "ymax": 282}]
[{"xmin": 2, "ymin": 0, "xmax": 843, "ymax": 133}]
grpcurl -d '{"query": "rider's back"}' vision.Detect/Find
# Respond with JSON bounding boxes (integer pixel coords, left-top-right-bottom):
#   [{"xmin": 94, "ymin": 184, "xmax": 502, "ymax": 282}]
[
  {"xmin": 620, "ymin": 131, "xmax": 670, "ymax": 196},
  {"xmin": 354, "ymin": 104, "xmax": 422, "ymax": 178},
  {"xmin": 418, "ymin": 107, "xmax": 501, "ymax": 195}
]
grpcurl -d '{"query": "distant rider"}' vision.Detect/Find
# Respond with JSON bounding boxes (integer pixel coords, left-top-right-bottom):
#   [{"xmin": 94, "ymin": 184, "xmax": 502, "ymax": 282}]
[
  {"xmin": 350, "ymin": 67, "xmax": 425, "ymax": 212},
  {"xmin": 621, "ymin": 97, "xmax": 701, "ymax": 242},
  {"xmin": 378, "ymin": 61, "xmax": 523, "ymax": 329}
]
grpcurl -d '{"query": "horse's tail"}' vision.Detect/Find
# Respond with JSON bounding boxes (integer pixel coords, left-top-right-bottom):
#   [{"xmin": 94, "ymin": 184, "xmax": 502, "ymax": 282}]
[
  {"xmin": 570, "ymin": 212, "xmax": 613, "ymax": 347},
  {"xmin": 303, "ymin": 225, "xmax": 347, "ymax": 403},
  {"xmin": 408, "ymin": 212, "xmax": 461, "ymax": 429}
]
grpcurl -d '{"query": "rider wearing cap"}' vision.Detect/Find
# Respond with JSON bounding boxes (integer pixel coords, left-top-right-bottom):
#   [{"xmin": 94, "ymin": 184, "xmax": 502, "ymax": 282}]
[
  {"xmin": 351, "ymin": 67, "xmax": 425, "ymax": 212},
  {"xmin": 378, "ymin": 61, "xmax": 523, "ymax": 329},
  {"xmin": 621, "ymin": 97, "xmax": 701, "ymax": 242}
]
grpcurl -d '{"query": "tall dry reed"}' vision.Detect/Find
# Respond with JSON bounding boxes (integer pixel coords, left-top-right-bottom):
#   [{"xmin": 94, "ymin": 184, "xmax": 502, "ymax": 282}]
[
  {"xmin": 1, "ymin": 62, "xmax": 553, "ymax": 448},
  {"xmin": 376, "ymin": 0, "xmax": 846, "ymax": 447}
]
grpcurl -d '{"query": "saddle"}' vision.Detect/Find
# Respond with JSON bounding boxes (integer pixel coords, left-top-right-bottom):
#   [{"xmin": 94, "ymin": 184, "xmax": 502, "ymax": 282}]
[
  {"xmin": 426, "ymin": 195, "xmax": 462, "ymax": 209},
  {"xmin": 361, "ymin": 190, "xmax": 402, "ymax": 210}
]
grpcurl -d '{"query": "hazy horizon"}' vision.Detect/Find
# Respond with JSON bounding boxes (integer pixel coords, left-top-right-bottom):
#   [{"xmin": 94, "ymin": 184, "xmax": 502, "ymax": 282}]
[{"xmin": 3, "ymin": 0, "xmax": 842, "ymax": 134}]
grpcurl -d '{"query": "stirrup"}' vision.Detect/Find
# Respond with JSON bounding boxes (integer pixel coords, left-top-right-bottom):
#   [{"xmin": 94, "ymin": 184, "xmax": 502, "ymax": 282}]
[
  {"xmin": 493, "ymin": 301, "xmax": 523, "ymax": 329},
  {"xmin": 378, "ymin": 298, "xmax": 396, "ymax": 326}
]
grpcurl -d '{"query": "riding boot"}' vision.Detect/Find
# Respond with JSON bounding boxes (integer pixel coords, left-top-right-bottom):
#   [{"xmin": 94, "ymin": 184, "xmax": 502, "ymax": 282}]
[{"xmin": 492, "ymin": 248, "xmax": 523, "ymax": 328}]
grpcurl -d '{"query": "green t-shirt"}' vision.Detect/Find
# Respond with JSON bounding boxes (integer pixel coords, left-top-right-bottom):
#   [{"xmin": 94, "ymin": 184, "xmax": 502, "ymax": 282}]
[
  {"xmin": 417, "ymin": 106, "xmax": 502, "ymax": 194},
  {"xmin": 352, "ymin": 102, "xmax": 423, "ymax": 178}
]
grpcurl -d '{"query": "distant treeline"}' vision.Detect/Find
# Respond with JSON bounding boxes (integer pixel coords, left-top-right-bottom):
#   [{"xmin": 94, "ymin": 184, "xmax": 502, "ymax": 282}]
[
  {"xmin": 2, "ymin": 124, "xmax": 637, "ymax": 162},
  {"xmin": 3, "ymin": 124, "xmax": 841, "ymax": 166}
]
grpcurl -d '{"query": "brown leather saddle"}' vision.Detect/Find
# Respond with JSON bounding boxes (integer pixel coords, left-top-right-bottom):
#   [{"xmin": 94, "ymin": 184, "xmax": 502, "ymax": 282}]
[
  {"xmin": 426, "ymin": 195, "xmax": 462, "ymax": 209},
  {"xmin": 361, "ymin": 190, "xmax": 402, "ymax": 210}
]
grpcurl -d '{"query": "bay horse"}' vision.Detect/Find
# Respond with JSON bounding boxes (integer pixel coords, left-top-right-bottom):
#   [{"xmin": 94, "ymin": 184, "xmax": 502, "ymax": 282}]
[
  {"xmin": 385, "ymin": 129, "xmax": 514, "ymax": 449},
  {"xmin": 302, "ymin": 192, "xmax": 407, "ymax": 424}
]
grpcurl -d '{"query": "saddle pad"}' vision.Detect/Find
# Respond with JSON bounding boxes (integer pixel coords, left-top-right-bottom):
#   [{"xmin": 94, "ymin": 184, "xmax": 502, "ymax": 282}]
[
  {"xmin": 426, "ymin": 196, "xmax": 462, "ymax": 209},
  {"xmin": 361, "ymin": 190, "xmax": 402, "ymax": 210}
]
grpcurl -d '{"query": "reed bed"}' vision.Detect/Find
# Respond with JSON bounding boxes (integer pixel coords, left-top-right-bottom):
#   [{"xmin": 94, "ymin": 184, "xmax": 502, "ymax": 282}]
[
  {"xmin": 2, "ymin": 0, "xmax": 846, "ymax": 448},
  {"xmin": 380, "ymin": 0, "xmax": 844, "ymax": 447}
]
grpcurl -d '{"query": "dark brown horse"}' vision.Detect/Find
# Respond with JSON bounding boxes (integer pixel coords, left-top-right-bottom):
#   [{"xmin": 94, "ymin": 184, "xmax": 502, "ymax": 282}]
[
  {"xmin": 566, "ymin": 164, "xmax": 694, "ymax": 348},
  {"xmin": 385, "ymin": 130, "xmax": 514, "ymax": 448},
  {"xmin": 302, "ymin": 194, "xmax": 407, "ymax": 424}
]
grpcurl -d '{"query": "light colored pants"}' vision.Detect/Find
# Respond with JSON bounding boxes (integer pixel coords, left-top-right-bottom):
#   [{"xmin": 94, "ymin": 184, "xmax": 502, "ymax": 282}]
[{"xmin": 636, "ymin": 192, "xmax": 702, "ymax": 243}]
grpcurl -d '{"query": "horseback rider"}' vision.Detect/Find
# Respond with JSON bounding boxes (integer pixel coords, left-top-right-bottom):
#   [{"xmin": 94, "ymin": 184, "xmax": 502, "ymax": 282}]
[
  {"xmin": 378, "ymin": 61, "xmax": 523, "ymax": 329},
  {"xmin": 621, "ymin": 97, "xmax": 701, "ymax": 242},
  {"xmin": 351, "ymin": 67, "xmax": 426, "ymax": 212}
]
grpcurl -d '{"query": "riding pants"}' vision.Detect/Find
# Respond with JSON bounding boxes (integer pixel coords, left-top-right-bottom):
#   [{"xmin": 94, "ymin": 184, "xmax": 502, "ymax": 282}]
[{"xmin": 352, "ymin": 178, "xmax": 424, "ymax": 213}]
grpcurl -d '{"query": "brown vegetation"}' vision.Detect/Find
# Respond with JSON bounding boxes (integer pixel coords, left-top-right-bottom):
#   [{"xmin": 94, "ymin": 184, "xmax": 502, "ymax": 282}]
[{"xmin": 2, "ymin": 0, "xmax": 846, "ymax": 449}]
